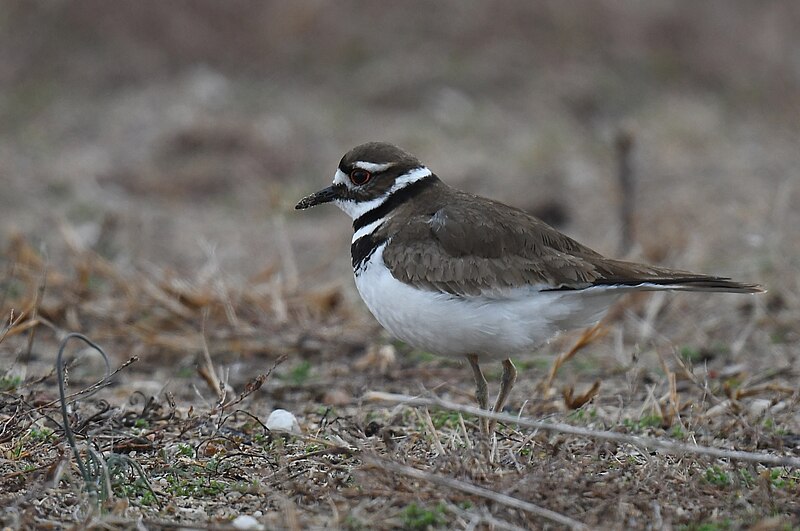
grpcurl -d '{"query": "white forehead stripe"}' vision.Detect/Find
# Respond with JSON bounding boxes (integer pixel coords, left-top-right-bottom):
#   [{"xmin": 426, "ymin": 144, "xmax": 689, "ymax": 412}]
[
  {"xmin": 354, "ymin": 161, "xmax": 394, "ymax": 172},
  {"xmin": 333, "ymin": 166, "xmax": 432, "ymax": 220}
]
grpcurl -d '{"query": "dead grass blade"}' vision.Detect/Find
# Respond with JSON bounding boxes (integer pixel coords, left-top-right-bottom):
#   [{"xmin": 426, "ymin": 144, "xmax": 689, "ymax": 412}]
[
  {"xmin": 418, "ymin": 407, "xmax": 445, "ymax": 456},
  {"xmin": 540, "ymin": 322, "xmax": 607, "ymax": 392},
  {"xmin": 2, "ymin": 317, "xmax": 40, "ymax": 340},
  {"xmin": 21, "ymin": 259, "xmax": 47, "ymax": 368},
  {"xmin": 0, "ymin": 308, "xmax": 30, "ymax": 345},
  {"xmin": 197, "ymin": 310, "xmax": 225, "ymax": 404},
  {"xmin": 365, "ymin": 391, "xmax": 800, "ymax": 468},
  {"xmin": 655, "ymin": 347, "xmax": 680, "ymax": 427},
  {"xmin": 362, "ymin": 454, "xmax": 589, "ymax": 530},
  {"xmin": 562, "ymin": 381, "xmax": 600, "ymax": 410}
]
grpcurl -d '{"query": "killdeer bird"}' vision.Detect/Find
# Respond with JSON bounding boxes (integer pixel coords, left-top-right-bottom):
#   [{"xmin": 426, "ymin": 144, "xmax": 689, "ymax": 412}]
[{"xmin": 296, "ymin": 142, "xmax": 762, "ymax": 433}]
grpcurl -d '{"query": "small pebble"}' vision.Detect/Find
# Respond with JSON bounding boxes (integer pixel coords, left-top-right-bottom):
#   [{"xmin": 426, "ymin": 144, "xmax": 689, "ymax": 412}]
[
  {"xmin": 232, "ymin": 515, "xmax": 264, "ymax": 530},
  {"xmin": 266, "ymin": 409, "xmax": 301, "ymax": 434}
]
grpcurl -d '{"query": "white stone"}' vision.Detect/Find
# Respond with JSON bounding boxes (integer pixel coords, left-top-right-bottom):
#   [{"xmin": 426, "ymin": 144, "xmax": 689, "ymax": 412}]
[
  {"xmin": 266, "ymin": 409, "xmax": 301, "ymax": 434},
  {"xmin": 232, "ymin": 515, "xmax": 264, "ymax": 530}
]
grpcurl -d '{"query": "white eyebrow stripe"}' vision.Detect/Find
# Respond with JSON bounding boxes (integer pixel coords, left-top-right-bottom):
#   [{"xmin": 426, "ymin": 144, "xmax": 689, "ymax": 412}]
[
  {"xmin": 354, "ymin": 161, "xmax": 394, "ymax": 172},
  {"xmin": 391, "ymin": 166, "xmax": 431, "ymax": 187},
  {"xmin": 351, "ymin": 217, "xmax": 385, "ymax": 243}
]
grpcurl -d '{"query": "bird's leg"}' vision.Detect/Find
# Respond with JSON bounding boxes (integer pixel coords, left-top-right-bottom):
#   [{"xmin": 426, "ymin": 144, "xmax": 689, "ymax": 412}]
[
  {"xmin": 466, "ymin": 354, "xmax": 489, "ymax": 435},
  {"xmin": 488, "ymin": 358, "xmax": 517, "ymax": 433}
]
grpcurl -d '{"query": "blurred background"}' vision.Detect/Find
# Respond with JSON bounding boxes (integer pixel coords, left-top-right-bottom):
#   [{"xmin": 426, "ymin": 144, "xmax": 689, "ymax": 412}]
[{"xmin": 2, "ymin": 0, "xmax": 797, "ymax": 286}]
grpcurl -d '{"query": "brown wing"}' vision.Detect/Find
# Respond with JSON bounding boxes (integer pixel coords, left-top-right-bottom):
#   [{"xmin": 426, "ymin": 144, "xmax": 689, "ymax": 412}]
[{"xmin": 382, "ymin": 192, "xmax": 761, "ymax": 296}]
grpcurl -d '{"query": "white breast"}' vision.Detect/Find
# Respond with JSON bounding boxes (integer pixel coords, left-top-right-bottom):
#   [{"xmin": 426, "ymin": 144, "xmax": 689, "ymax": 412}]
[{"xmin": 354, "ymin": 243, "xmax": 621, "ymax": 360}]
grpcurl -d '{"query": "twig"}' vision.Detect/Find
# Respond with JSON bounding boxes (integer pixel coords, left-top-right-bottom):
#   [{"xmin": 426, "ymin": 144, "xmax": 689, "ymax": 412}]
[
  {"xmin": 0, "ymin": 308, "xmax": 29, "ymax": 345},
  {"xmin": 39, "ymin": 356, "xmax": 138, "ymax": 411},
  {"xmin": 289, "ymin": 446, "xmax": 354, "ymax": 461},
  {"xmin": 364, "ymin": 391, "xmax": 800, "ymax": 468},
  {"xmin": 362, "ymin": 454, "xmax": 588, "ymax": 530},
  {"xmin": 212, "ymin": 353, "xmax": 288, "ymax": 413},
  {"xmin": 56, "ymin": 333, "xmax": 112, "ymax": 490},
  {"xmin": 418, "ymin": 407, "xmax": 446, "ymax": 455}
]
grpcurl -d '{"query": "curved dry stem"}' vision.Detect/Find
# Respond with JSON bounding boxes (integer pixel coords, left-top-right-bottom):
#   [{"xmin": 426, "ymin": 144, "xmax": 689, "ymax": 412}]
[{"xmin": 56, "ymin": 333, "xmax": 111, "ymax": 492}]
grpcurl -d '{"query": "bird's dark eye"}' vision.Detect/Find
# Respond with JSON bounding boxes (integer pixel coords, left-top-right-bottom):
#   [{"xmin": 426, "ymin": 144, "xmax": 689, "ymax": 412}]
[{"xmin": 349, "ymin": 169, "xmax": 372, "ymax": 186}]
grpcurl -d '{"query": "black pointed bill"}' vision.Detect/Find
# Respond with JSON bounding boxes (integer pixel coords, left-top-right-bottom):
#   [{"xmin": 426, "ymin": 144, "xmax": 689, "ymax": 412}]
[{"xmin": 295, "ymin": 185, "xmax": 342, "ymax": 210}]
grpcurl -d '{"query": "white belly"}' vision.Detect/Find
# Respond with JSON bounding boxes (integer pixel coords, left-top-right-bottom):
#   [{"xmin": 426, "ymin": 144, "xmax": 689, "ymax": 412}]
[{"xmin": 354, "ymin": 243, "xmax": 620, "ymax": 360}]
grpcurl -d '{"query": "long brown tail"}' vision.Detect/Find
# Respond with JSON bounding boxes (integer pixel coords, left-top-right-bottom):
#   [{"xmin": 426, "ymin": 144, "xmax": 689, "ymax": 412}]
[
  {"xmin": 582, "ymin": 257, "xmax": 764, "ymax": 293},
  {"xmin": 591, "ymin": 275, "xmax": 763, "ymax": 293}
]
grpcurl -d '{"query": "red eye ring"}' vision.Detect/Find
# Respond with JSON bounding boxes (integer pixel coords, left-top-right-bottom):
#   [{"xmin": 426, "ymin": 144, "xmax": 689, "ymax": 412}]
[{"xmin": 349, "ymin": 168, "xmax": 372, "ymax": 186}]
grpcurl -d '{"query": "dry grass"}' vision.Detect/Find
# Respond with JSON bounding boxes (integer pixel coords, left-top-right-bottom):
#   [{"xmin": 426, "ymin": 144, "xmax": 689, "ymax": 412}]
[
  {"xmin": 0, "ymin": 232, "xmax": 798, "ymax": 530},
  {"xmin": 1, "ymin": 2, "xmax": 800, "ymax": 529}
]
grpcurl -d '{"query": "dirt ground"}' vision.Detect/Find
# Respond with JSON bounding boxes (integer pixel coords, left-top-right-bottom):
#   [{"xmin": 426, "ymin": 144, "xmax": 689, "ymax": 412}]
[{"xmin": 1, "ymin": 2, "xmax": 799, "ymax": 529}]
